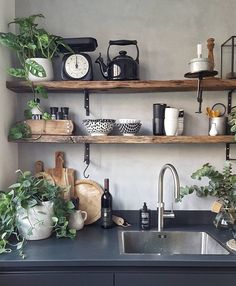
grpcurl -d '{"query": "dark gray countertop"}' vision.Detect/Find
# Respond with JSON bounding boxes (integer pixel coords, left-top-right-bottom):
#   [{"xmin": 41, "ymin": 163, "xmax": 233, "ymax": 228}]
[
  {"xmin": 0, "ymin": 211, "xmax": 236, "ymax": 269},
  {"xmin": 0, "ymin": 211, "xmax": 236, "ymax": 271}
]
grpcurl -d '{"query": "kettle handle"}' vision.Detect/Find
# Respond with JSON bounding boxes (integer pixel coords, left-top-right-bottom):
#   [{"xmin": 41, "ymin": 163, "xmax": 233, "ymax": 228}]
[
  {"xmin": 107, "ymin": 40, "xmax": 139, "ymax": 63},
  {"xmin": 109, "ymin": 40, "xmax": 137, "ymax": 46}
]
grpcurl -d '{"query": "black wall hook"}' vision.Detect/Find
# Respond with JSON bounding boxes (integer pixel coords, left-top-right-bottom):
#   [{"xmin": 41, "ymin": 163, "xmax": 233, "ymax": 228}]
[{"xmin": 83, "ymin": 143, "xmax": 90, "ymax": 178}]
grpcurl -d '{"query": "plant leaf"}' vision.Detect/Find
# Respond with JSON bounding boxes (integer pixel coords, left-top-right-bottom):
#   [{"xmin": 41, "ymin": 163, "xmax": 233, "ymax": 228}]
[
  {"xmin": 25, "ymin": 59, "xmax": 46, "ymax": 78},
  {"xmin": 0, "ymin": 33, "xmax": 21, "ymax": 50},
  {"xmin": 8, "ymin": 68, "xmax": 26, "ymax": 78}
]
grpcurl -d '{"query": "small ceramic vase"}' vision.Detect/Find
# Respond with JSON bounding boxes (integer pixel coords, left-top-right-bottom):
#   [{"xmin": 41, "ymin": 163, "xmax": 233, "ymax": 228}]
[
  {"xmin": 69, "ymin": 210, "xmax": 88, "ymax": 231},
  {"xmin": 209, "ymin": 123, "xmax": 218, "ymax": 136}
]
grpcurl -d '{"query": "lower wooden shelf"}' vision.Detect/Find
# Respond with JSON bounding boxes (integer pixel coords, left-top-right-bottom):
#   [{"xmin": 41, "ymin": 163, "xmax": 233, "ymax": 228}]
[{"xmin": 8, "ymin": 135, "xmax": 236, "ymax": 144}]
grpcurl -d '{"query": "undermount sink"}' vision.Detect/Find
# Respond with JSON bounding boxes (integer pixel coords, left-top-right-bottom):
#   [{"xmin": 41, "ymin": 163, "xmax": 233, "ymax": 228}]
[{"xmin": 119, "ymin": 231, "xmax": 230, "ymax": 255}]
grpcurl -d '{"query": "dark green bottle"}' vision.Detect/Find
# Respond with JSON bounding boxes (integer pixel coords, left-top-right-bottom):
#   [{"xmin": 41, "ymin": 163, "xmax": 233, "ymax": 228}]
[{"xmin": 101, "ymin": 178, "xmax": 113, "ymax": 229}]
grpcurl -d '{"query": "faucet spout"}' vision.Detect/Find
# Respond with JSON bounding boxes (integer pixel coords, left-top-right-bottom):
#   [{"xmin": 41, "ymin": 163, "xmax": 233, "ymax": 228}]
[{"xmin": 157, "ymin": 164, "xmax": 180, "ymax": 232}]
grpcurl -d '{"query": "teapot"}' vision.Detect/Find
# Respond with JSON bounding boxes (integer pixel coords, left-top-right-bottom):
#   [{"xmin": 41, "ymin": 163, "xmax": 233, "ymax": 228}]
[{"xmin": 95, "ymin": 40, "xmax": 139, "ymax": 80}]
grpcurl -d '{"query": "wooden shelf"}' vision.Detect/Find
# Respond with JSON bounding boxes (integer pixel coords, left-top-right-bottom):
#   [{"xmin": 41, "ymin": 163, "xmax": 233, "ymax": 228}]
[
  {"xmin": 8, "ymin": 135, "xmax": 235, "ymax": 144},
  {"xmin": 6, "ymin": 78, "xmax": 236, "ymax": 93}
]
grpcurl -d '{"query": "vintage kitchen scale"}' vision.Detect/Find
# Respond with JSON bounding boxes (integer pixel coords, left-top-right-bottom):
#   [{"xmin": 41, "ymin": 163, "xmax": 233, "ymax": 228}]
[
  {"xmin": 184, "ymin": 38, "xmax": 218, "ymax": 113},
  {"xmin": 55, "ymin": 37, "xmax": 98, "ymax": 80}
]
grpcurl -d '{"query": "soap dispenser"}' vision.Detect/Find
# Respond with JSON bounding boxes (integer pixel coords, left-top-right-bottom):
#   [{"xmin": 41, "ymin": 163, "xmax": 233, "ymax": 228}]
[{"xmin": 139, "ymin": 202, "xmax": 151, "ymax": 230}]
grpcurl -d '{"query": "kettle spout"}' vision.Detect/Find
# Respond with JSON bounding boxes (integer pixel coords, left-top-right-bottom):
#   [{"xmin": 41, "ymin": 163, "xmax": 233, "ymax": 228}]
[{"xmin": 95, "ymin": 53, "xmax": 108, "ymax": 78}]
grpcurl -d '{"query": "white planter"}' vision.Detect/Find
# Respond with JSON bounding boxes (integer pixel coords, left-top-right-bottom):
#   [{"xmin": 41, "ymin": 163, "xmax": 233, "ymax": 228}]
[
  {"xmin": 16, "ymin": 201, "xmax": 54, "ymax": 240},
  {"xmin": 28, "ymin": 58, "xmax": 54, "ymax": 81}
]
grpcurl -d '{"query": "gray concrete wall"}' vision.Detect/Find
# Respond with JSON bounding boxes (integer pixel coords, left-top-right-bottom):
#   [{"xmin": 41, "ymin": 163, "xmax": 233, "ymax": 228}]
[
  {"xmin": 0, "ymin": 0, "xmax": 18, "ymax": 189},
  {"xmin": 15, "ymin": 0, "xmax": 236, "ymax": 210}
]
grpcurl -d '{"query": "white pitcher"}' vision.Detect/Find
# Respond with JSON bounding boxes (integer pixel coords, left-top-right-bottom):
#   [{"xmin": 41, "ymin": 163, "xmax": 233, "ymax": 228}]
[{"xmin": 69, "ymin": 210, "xmax": 88, "ymax": 231}]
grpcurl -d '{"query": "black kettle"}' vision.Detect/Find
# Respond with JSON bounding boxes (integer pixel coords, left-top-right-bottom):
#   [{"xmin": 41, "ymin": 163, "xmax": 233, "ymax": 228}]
[{"xmin": 95, "ymin": 40, "xmax": 139, "ymax": 80}]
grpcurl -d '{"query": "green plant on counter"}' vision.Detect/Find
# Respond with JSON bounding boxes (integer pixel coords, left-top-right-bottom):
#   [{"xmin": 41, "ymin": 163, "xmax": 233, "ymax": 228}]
[
  {"xmin": 0, "ymin": 14, "xmax": 72, "ymax": 118},
  {"xmin": 0, "ymin": 170, "xmax": 76, "ymax": 258},
  {"xmin": 180, "ymin": 161, "xmax": 236, "ymax": 227}
]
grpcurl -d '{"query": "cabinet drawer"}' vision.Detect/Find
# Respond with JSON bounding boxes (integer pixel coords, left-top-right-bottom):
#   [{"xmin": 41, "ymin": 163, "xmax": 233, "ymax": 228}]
[
  {"xmin": 0, "ymin": 272, "xmax": 113, "ymax": 286},
  {"xmin": 115, "ymin": 272, "xmax": 236, "ymax": 286}
]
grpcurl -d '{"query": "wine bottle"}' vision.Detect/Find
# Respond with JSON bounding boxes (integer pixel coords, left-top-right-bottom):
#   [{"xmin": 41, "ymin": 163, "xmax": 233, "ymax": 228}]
[{"xmin": 101, "ymin": 178, "xmax": 113, "ymax": 229}]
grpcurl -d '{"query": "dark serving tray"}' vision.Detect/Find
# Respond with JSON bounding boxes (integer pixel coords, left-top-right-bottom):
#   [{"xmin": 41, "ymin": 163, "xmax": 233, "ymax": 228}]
[{"xmin": 59, "ymin": 37, "xmax": 98, "ymax": 53}]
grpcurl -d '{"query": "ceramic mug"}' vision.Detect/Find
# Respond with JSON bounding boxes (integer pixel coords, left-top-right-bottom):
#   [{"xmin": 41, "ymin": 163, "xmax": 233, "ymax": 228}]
[
  {"xmin": 69, "ymin": 210, "xmax": 88, "ymax": 231},
  {"xmin": 164, "ymin": 107, "xmax": 179, "ymax": 119},
  {"xmin": 164, "ymin": 118, "xmax": 178, "ymax": 136}
]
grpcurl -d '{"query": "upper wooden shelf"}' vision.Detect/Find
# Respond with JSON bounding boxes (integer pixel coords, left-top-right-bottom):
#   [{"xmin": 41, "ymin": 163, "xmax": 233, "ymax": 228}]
[
  {"xmin": 6, "ymin": 78, "xmax": 236, "ymax": 93},
  {"xmin": 8, "ymin": 135, "xmax": 235, "ymax": 144}
]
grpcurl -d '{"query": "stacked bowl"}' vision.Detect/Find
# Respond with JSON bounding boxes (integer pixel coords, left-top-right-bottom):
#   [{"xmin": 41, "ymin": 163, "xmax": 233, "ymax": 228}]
[{"xmin": 116, "ymin": 119, "xmax": 142, "ymax": 136}]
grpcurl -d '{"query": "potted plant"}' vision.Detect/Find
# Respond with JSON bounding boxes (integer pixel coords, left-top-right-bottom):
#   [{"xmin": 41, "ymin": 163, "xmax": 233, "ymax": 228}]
[
  {"xmin": 180, "ymin": 161, "xmax": 236, "ymax": 228},
  {"xmin": 0, "ymin": 14, "xmax": 72, "ymax": 121},
  {"xmin": 0, "ymin": 170, "xmax": 76, "ymax": 258},
  {"xmin": 0, "ymin": 14, "xmax": 70, "ymax": 81}
]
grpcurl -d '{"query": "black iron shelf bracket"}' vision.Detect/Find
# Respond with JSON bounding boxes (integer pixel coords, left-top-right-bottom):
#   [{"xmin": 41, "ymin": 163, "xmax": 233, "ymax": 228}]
[
  {"xmin": 226, "ymin": 143, "xmax": 236, "ymax": 161},
  {"xmin": 84, "ymin": 89, "xmax": 90, "ymax": 116}
]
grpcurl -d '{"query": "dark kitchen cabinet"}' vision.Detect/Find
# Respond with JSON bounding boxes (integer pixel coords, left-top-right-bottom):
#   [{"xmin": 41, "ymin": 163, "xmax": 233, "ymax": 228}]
[
  {"xmin": 0, "ymin": 271, "xmax": 113, "ymax": 286},
  {"xmin": 115, "ymin": 271, "xmax": 236, "ymax": 286}
]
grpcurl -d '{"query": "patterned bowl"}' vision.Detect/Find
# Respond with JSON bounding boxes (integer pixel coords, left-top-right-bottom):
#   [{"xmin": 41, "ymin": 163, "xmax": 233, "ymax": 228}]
[
  {"xmin": 116, "ymin": 122, "xmax": 142, "ymax": 136},
  {"xmin": 83, "ymin": 119, "xmax": 116, "ymax": 136},
  {"xmin": 118, "ymin": 119, "xmax": 141, "ymax": 124}
]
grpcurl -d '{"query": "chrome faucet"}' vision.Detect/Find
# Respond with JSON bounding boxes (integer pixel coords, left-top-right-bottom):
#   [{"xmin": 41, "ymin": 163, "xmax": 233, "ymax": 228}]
[{"xmin": 157, "ymin": 164, "xmax": 180, "ymax": 232}]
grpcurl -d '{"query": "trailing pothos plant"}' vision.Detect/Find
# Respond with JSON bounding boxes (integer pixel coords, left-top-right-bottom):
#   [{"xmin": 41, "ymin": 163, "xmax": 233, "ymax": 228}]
[
  {"xmin": 0, "ymin": 14, "xmax": 72, "ymax": 122},
  {"xmin": 0, "ymin": 170, "xmax": 76, "ymax": 258},
  {"xmin": 180, "ymin": 161, "xmax": 236, "ymax": 209}
]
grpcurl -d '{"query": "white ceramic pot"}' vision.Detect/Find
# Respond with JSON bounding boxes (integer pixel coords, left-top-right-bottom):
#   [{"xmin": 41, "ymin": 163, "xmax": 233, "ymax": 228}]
[
  {"xmin": 27, "ymin": 58, "xmax": 54, "ymax": 81},
  {"xmin": 69, "ymin": 210, "xmax": 88, "ymax": 231},
  {"xmin": 16, "ymin": 201, "xmax": 54, "ymax": 240}
]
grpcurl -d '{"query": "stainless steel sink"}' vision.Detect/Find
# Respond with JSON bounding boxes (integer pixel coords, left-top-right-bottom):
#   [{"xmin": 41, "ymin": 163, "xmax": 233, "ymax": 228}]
[{"xmin": 119, "ymin": 231, "xmax": 230, "ymax": 255}]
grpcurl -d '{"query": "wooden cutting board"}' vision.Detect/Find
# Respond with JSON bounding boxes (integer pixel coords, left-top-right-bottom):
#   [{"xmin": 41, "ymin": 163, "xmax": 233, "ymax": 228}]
[
  {"xmin": 34, "ymin": 160, "xmax": 55, "ymax": 186},
  {"xmin": 45, "ymin": 151, "xmax": 75, "ymax": 200},
  {"xmin": 75, "ymin": 179, "xmax": 103, "ymax": 225}
]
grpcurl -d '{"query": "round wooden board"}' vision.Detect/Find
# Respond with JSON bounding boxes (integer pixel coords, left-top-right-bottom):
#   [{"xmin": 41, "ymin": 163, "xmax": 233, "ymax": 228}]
[{"xmin": 75, "ymin": 179, "xmax": 103, "ymax": 225}]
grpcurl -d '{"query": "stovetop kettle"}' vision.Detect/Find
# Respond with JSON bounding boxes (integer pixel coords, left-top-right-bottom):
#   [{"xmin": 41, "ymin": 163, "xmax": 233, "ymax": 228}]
[{"xmin": 95, "ymin": 40, "xmax": 139, "ymax": 80}]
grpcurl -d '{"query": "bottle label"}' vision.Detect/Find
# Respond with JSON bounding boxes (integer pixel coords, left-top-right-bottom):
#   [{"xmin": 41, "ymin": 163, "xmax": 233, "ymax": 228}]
[
  {"xmin": 101, "ymin": 208, "xmax": 112, "ymax": 228},
  {"xmin": 141, "ymin": 212, "xmax": 150, "ymax": 229}
]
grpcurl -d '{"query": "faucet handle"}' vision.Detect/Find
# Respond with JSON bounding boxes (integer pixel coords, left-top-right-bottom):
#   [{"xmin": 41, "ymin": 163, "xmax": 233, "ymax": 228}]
[
  {"xmin": 163, "ymin": 203, "xmax": 175, "ymax": 219},
  {"xmin": 163, "ymin": 210, "xmax": 175, "ymax": 219}
]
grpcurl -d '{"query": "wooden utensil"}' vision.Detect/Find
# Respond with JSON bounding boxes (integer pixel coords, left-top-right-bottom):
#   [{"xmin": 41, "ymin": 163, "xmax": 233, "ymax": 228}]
[
  {"xmin": 34, "ymin": 160, "xmax": 55, "ymax": 185},
  {"xmin": 46, "ymin": 151, "xmax": 75, "ymax": 200},
  {"xmin": 75, "ymin": 179, "xmax": 103, "ymax": 225}
]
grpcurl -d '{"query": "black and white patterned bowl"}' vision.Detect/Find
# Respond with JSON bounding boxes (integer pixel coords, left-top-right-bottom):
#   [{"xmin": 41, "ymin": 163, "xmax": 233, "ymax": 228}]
[
  {"xmin": 83, "ymin": 119, "xmax": 116, "ymax": 136},
  {"xmin": 116, "ymin": 122, "xmax": 142, "ymax": 136}
]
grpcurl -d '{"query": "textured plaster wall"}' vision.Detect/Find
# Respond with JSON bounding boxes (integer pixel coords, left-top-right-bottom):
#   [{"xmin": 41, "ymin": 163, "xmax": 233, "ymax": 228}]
[
  {"xmin": 15, "ymin": 0, "xmax": 236, "ymax": 210},
  {"xmin": 0, "ymin": 0, "xmax": 18, "ymax": 189}
]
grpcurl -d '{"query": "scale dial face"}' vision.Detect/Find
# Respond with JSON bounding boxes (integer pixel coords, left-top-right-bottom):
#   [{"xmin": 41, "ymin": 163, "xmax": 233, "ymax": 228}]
[{"xmin": 64, "ymin": 54, "xmax": 89, "ymax": 79}]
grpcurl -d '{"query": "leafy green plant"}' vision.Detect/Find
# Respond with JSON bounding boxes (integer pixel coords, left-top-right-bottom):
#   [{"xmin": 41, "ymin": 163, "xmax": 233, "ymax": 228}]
[
  {"xmin": 0, "ymin": 14, "xmax": 72, "ymax": 118},
  {"xmin": 180, "ymin": 162, "xmax": 236, "ymax": 209},
  {"xmin": 0, "ymin": 170, "xmax": 76, "ymax": 257},
  {"xmin": 228, "ymin": 108, "xmax": 236, "ymax": 140},
  {"xmin": 8, "ymin": 122, "xmax": 31, "ymax": 140},
  {"xmin": 0, "ymin": 14, "xmax": 69, "ymax": 80}
]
